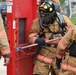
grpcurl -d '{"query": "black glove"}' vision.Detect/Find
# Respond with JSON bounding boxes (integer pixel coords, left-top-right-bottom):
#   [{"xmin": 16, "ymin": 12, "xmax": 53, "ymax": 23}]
[
  {"xmin": 3, "ymin": 54, "xmax": 11, "ymax": 58},
  {"xmin": 35, "ymin": 38, "xmax": 46, "ymax": 47},
  {"xmin": 56, "ymin": 57, "xmax": 62, "ymax": 69}
]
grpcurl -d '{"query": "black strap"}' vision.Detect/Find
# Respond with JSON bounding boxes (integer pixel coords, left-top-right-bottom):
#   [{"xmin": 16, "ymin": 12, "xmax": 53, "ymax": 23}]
[
  {"xmin": 33, "ymin": 47, "xmax": 42, "ymax": 62},
  {"xmin": 68, "ymin": 41, "xmax": 76, "ymax": 57},
  {"xmin": 56, "ymin": 12, "xmax": 67, "ymax": 36}
]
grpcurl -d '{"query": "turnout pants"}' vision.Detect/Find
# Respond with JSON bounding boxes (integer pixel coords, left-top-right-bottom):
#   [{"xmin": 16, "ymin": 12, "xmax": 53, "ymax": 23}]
[
  {"xmin": 33, "ymin": 47, "xmax": 60, "ymax": 75},
  {"xmin": 59, "ymin": 55, "xmax": 76, "ymax": 75}
]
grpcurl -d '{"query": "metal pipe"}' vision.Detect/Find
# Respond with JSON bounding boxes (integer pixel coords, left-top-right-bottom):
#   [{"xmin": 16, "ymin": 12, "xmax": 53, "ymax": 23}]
[{"xmin": 16, "ymin": 37, "xmax": 61, "ymax": 52}]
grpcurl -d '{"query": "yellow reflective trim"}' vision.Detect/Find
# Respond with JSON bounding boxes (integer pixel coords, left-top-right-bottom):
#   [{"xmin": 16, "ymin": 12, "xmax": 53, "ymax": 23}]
[
  {"xmin": 44, "ymin": 5, "xmax": 47, "ymax": 9},
  {"xmin": 62, "ymin": 63, "xmax": 76, "ymax": 72},
  {"xmin": 50, "ymin": 8, "xmax": 53, "ymax": 11},
  {"xmin": 40, "ymin": 4, "xmax": 44, "ymax": 7},
  {"xmin": 37, "ymin": 54, "xmax": 52, "ymax": 64},
  {"xmin": 49, "ymin": 1, "xmax": 52, "ymax": 5}
]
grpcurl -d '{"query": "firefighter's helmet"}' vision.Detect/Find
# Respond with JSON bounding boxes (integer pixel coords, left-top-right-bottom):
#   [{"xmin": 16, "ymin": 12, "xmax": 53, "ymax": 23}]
[{"xmin": 38, "ymin": 0, "xmax": 60, "ymax": 27}]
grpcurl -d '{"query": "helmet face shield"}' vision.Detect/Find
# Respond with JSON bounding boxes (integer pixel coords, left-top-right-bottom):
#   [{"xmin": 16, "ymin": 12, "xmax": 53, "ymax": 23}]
[
  {"xmin": 40, "ymin": 13, "xmax": 54, "ymax": 27},
  {"xmin": 38, "ymin": 1, "xmax": 60, "ymax": 27}
]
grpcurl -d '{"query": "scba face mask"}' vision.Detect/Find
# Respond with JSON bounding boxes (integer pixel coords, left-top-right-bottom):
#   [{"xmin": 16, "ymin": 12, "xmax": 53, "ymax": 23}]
[
  {"xmin": 39, "ymin": 1, "xmax": 60, "ymax": 27},
  {"xmin": 40, "ymin": 12, "xmax": 56, "ymax": 27}
]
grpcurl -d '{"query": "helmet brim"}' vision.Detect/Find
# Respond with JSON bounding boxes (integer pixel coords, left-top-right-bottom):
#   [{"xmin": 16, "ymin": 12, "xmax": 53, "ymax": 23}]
[{"xmin": 54, "ymin": 3, "xmax": 60, "ymax": 11}]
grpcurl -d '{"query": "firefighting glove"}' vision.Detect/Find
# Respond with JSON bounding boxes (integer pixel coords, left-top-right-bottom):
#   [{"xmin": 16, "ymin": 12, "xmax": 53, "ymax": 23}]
[
  {"xmin": 56, "ymin": 57, "xmax": 62, "ymax": 69},
  {"xmin": 35, "ymin": 38, "xmax": 46, "ymax": 47}
]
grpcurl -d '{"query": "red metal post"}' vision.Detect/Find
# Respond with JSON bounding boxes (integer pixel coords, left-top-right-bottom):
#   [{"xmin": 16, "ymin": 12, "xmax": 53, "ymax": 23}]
[{"xmin": 6, "ymin": 0, "xmax": 38, "ymax": 75}]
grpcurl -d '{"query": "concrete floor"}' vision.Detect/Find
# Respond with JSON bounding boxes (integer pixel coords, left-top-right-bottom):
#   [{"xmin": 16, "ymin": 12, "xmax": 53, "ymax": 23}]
[{"xmin": 0, "ymin": 57, "xmax": 7, "ymax": 75}]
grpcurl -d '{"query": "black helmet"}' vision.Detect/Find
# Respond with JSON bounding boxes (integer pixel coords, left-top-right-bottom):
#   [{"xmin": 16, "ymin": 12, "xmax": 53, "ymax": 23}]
[{"xmin": 38, "ymin": 1, "xmax": 60, "ymax": 27}]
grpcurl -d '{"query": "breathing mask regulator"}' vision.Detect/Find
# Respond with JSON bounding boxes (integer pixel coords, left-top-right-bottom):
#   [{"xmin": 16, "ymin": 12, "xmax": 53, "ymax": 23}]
[{"xmin": 38, "ymin": 1, "xmax": 60, "ymax": 28}]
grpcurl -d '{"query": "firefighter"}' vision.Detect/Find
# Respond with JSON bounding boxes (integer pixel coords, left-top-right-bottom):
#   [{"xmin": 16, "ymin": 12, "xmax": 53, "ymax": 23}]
[
  {"xmin": 0, "ymin": 13, "xmax": 11, "ymax": 66},
  {"xmin": 28, "ymin": 1, "xmax": 74, "ymax": 75},
  {"xmin": 56, "ymin": 25, "xmax": 76, "ymax": 75}
]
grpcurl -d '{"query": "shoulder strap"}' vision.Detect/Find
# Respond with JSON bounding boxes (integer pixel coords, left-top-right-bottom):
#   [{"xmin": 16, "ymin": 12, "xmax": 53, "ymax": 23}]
[
  {"xmin": 56, "ymin": 12, "xmax": 64, "ymax": 25},
  {"xmin": 56, "ymin": 12, "xmax": 67, "ymax": 36}
]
